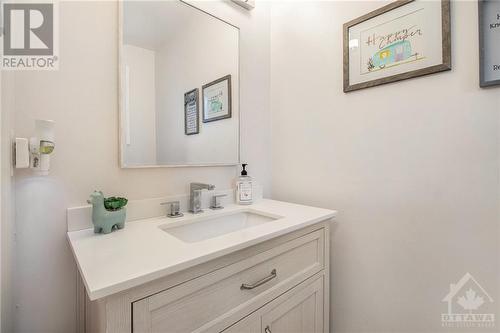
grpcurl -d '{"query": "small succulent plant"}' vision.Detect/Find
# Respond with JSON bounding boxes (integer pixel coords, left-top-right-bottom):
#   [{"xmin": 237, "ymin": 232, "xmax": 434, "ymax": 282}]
[{"xmin": 104, "ymin": 196, "xmax": 128, "ymax": 211}]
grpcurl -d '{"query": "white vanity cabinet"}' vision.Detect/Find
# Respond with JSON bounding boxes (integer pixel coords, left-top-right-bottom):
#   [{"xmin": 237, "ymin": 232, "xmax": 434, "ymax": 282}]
[{"xmin": 82, "ymin": 221, "xmax": 330, "ymax": 333}]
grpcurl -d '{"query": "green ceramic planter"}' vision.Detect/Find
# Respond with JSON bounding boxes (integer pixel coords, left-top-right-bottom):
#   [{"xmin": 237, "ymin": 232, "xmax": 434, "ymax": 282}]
[{"xmin": 88, "ymin": 191, "xmax": 127, "ymax": 234}]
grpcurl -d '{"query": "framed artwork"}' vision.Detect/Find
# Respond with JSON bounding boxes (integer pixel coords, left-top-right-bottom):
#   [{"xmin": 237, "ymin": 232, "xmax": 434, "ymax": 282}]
[
  {"xmin": 202, "ymin": 75, "xmax": 232, "ymax": 123},
  {"xmin": 184, "ymin": 88, "xmax": 199, "ymax": 135},
  {"xmin": 479, "ymin": 0, "xmax": 500, "ymax": 87},
  {"xmin": 343, "ymin": 0, "xmax": 451, "ymax": 92}
]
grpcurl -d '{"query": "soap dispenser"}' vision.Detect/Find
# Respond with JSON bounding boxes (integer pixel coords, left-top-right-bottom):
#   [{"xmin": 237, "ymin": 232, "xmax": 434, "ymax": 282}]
[{"xmin": 236, "ymin": 164, "xmax": 253, "ymax": 205}]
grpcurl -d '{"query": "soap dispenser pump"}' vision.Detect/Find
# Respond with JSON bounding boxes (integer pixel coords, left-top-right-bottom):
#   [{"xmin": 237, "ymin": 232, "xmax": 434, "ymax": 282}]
[{"xmin": 236, "ymin": 164, "xmax": 253, "ymax": 205}]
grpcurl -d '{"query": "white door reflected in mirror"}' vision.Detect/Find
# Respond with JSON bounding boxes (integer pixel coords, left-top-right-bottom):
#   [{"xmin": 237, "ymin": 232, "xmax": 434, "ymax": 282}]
[{"xmin": 120, "ymin": 1, "xmax": 239, "ymax": 167}]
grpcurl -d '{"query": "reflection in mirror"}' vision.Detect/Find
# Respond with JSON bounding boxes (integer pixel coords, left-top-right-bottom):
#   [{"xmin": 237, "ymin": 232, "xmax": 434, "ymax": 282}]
[{"xmin": 120, "ymin": 1, "xmax": 239, "ymax": 167}]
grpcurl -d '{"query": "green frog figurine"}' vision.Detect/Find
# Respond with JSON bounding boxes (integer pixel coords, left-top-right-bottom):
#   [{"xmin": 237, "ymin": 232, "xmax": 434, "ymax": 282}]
[{"xmin": 87, "ymin": 191, "xmax": 127, "ymax": 234}]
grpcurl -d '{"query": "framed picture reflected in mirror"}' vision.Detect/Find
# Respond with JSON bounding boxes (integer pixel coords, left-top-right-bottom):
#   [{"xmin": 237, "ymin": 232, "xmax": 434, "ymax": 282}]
[
  {"xmin": 184, "ymin": 88, "xmax": 199, "ymax": 135},
  {"xmin": 202, "ymin": 75, "xmax": 232, "ymax": 123}
]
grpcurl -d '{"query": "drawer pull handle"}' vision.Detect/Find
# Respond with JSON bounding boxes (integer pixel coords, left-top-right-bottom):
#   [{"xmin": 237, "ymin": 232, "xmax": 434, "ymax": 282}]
[
  {"xmin": 265, "ymin": 326, "xmax": 272, "ymax": 333},
  {"xmin": 240, "ymin": 269, "xmax": 277, "ymax": 290}
]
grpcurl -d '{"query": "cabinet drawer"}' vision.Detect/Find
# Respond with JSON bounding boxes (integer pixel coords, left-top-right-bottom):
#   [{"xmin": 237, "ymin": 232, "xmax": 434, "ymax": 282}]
[
  {"xmin": 223, "ymin": 274, "xmax": 325, "ymax": 333},
  {"xmin": 133, "ymin": 229, "xmax": 325, "ymax": 333}
]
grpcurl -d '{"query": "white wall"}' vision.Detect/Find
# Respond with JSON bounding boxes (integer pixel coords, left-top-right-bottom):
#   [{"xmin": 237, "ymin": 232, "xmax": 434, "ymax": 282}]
[
  {"xmin": 3, "ymin": 1, "xmax": 270, "ymax": 332},
  {"xmin": 1, "ymin": 71, "xmax": 14, "ymax": 333},
  {"xmin": 0, "ymin": 64, "xmax": 2, "ymax": 331},
  {"xmin": 270, "ymin": 1, "xmax": 499, "ymax": 332},
  {"xmin": 0, "ymin": 60, "xmax": 2, "ymax": 331},
  {"xmin": 155, "ymin": 14, "xmax": 239, "ymax": 165},
  {"xmin": 122, "ymin": 44, "xmax": 157, "ymax": 166}
]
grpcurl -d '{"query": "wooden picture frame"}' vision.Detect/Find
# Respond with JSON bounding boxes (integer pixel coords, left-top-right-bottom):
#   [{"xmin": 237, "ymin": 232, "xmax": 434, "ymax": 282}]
[
  {"xmin": 343, "ymin": 0, "xmax": 451, "ymax": 93},
  {"xmin": 184, "ymin": 88, "xmax": 199, "ymax": 135},
  {"xmin": 479, "ymin": 0, "xmax": 500, "ymax": 87},
  {"xmin": 202, "ymin": 75, "xmax": 232, "ymax": 123}
]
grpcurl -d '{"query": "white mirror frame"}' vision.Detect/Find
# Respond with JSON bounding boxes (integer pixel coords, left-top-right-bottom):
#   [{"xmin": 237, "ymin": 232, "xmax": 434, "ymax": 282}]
[{"xmin": 118, "ymin": 0, "xmax": 241, "ymax": 168}]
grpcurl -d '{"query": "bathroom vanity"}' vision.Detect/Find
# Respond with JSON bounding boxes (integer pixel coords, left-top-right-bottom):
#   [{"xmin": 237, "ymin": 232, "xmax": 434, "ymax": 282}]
[
  {"xmin": 68, "ymin": 199, "xmax": 336, "ymax": 333},
  {"xmin": 67, "ymin": 2, "xmax": 336, "ymax": 331}
]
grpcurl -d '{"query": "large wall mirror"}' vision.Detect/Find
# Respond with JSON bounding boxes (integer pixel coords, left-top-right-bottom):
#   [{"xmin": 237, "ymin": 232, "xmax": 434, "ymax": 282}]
[{"xmin": 119, "ymin": 1, "xmax": 240, "ymax": 167}]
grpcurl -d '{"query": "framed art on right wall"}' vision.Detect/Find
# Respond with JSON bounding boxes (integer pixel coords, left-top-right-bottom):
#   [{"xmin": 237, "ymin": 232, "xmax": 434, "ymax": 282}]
[
  {"xmin": 343, "ymin": 0, "xmax": 451, "ymax": 92},
  {"xmin": 479, "ymin": 0, "xmax": 500, "ymax": 87}
]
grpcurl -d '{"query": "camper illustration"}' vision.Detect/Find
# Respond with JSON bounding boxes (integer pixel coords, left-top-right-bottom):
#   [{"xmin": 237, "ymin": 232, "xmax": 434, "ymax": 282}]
[{"xmin": 369, "ymin": 40, "xmax": 413, "ymax": 70}]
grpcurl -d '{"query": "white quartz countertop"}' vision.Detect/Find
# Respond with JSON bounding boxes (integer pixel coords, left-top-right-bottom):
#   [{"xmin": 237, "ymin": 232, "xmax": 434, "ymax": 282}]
[{"xmin": 67, "ymin": 199, "xmax": 336, "ymax": 300}]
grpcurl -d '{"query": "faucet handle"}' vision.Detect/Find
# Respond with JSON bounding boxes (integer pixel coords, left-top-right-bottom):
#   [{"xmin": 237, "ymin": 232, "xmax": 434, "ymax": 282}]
[
  {"xmin": 160, "ymin": 201, "xmax": 183, "ymax": 218},
  {"xmin": 210, "ymin": 194, "xmax": 227, "ymax": 210}
]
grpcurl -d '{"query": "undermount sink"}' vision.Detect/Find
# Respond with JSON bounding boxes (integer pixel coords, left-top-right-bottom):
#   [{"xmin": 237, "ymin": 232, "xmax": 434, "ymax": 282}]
[{"xmin": 161, "ymin": 210, "xmax": 283, "ymax": 243}]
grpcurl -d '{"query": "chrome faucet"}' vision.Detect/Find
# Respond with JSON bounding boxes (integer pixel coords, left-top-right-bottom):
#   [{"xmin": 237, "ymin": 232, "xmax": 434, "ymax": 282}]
[{"xmin": 189, "ymin": 182, "xmax": 215, "ymax": 214}]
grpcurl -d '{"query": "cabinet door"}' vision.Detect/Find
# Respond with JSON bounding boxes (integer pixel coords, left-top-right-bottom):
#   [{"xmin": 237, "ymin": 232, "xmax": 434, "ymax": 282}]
[
  {"xmin": 223, "ymin": 312, "xmax": 261, "ymax": 333},
  {"xmin": 261, "ymin": 276, "xmax": 324, "ymax": 333}
]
